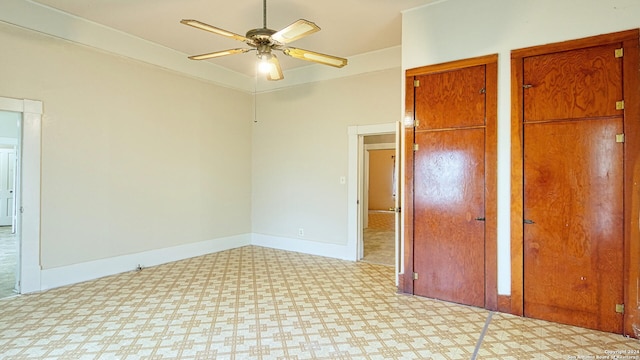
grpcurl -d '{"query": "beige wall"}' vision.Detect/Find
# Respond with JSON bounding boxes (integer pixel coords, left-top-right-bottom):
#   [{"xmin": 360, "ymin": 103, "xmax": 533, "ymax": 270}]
[
  {"xmin": 0, "ymin": 22, "xmax": 253, "ymax": 269},
  {"xmin": 252, "ymin": 69, "xmax": 401, "ymax": 245},
  {"xmin": 368, "ymin": 149, "xmax": 395, "ymax": 211}
]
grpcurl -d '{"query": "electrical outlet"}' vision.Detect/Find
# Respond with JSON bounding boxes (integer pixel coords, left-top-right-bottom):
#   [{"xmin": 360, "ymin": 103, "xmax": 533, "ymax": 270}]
[{"xmin": 298, "ymin": 228, "xmax": 304, "ymax": 237}]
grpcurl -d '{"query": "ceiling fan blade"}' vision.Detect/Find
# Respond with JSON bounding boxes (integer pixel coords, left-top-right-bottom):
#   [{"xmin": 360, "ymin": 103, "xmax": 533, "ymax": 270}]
[
  {"xmin": 188, "ymin": 48, "xmax": 251, "ymax": 60},
  {"xmin": 271, "ymin": 19, "xmax": 320, "ymax": 44},
  {"xmin": 283, "ymin": 48, "xmax": 348, "ymax": 68},
  {"xmin": 181, "ymin": 19, "xmax": 252, "ymax": 43},
  {"xmin": 267, "ymin": 54, "xmax": 284, "ymax": 81}
]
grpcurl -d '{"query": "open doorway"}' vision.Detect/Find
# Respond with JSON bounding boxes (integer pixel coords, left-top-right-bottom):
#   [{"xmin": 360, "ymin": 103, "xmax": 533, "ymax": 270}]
[
  {"xmin": 361, "ymin": 136, "xmax": 396, "ymax": 266},
  {"xmin": 0, "ymin": 110, "xmax": 20, "ymax": 299},
  {"xmin": 347, "ymin": 122, "xmax": 402, "ymax": 284},
  {"xmin": 0, "ymin": 96, "xmax": 42, "ymax": 296}
]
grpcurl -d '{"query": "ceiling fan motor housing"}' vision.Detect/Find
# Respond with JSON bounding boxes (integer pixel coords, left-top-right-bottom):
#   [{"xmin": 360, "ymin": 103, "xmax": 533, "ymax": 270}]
[{"xmin": 246, "ymin": 28, "xmax": 277, "ymax": 44}]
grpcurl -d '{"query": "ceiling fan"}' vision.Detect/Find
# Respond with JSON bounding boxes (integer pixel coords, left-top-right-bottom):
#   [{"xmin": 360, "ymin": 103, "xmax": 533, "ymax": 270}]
[{"xmin": 180, "ymin": 0, "xmax": 348, "ymax": 81}]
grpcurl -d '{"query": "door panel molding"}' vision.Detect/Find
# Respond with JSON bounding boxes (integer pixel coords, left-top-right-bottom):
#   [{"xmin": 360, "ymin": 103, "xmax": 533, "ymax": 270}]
[
  {"xmin": 510, "ymin": 29, "xmax": 640, "ymax": 337},
  {"xmin": 403, "ymin": 54, "xmax": 498, "ymax": 310}
]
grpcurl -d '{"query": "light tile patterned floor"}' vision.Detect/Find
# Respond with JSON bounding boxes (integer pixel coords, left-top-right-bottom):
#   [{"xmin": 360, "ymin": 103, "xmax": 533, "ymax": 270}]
[
  {"xmin": 477, "ymin": 312, "xmax": 640, "ymax": 359},
  {"xmin": 367, "ymin": 212, "xmax": 395, "ymax": 232},
  {"xmin": 363, "ymin": 211, "xmax": 395, "ymax": 266},
  {"xmin": 0, "ymin": 226, "xmax": 17, "ymax": 299},
  {"xmin": 0, "ymin": 246, "xmax": 638, "ymax": 359},
  {"xmin": 362, "ymin": 228, "xmax": 395, "ymax": 267}
]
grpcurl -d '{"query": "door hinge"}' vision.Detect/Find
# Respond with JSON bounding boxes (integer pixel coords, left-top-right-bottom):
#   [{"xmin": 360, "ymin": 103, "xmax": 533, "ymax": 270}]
[
  {"xmin": 615, "ymin": 303, "xmax": 624, "ymax": 314},
  {"xmin": 413, "ymin": 272, "xmax": 419, "ymax": 280},
  {"xmin": 616, "ymin": 134, "xmax": 625, "ymax": 143},
  {"xmin": 616, "ymin": 100, "xmax": 625, "ymax": 110},
  {"xmin": 414, "ymin": 119, "xmax": 420, "ymax": 128},
  {"xmin": 615, "ymin": 48, "xmax": 624, "ymax": 58},
  {"xmin": 414, "ymin": 79, "xmax": 420, "ymax": 88},
  {"xmin": 413, "ymin": 143, "xmax": 419, "ymax": 151}
]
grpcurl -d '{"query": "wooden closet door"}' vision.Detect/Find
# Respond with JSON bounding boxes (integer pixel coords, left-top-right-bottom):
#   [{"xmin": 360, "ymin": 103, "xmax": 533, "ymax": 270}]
[
  {"xmin": 412, "ymin": 65, "xmax": 487, "ymax": 307},
  {"xmin": 522, "ymin": 43, "xmax": 624, "ymax": 333},
  {"xmin": 414, "ymin": 129, "xmax": 486, "ymax": 306}
]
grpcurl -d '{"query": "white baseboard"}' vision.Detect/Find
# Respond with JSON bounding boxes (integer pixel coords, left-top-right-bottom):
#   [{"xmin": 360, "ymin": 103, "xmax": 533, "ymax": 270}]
[
  {"xmin": 37, "ymin": 233, "xmax": 356, "ymax": 293},
  {"xmin": 39, "ymin": 234, "xmax": 251, "ymax": 291},
  {"xmin": 251, "ymin": 233, "xmax": 355, "ymax": 261}
]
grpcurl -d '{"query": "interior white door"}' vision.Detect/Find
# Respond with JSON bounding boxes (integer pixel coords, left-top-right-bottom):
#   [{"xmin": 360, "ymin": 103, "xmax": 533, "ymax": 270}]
[{"xmin": 0, "ymin": 148, "xmax": 16, "ymax": 227}]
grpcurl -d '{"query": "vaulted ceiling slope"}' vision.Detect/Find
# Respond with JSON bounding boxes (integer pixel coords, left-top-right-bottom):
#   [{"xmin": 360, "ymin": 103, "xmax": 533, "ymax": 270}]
[{"xmin": 1, "ymin": 0, "xmax": 437, "ymax": 91}]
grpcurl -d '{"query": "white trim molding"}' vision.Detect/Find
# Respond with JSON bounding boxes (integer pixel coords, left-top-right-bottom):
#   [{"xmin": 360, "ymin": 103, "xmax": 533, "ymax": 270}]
[
  {"xmin": 41, "ymin": 232, "xmax": 357, "ymax": 291},
  {"xmin": 40, "ymin": 234, "xmax": 252, "ymax": 291},
  {"xmin": 252, "ymin": 233, "xmax": 354, "ymax": 261}
]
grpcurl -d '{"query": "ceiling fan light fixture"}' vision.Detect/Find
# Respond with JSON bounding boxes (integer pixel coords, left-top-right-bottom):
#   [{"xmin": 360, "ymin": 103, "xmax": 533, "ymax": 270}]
[
  {"xmin": 258, "ymin": 53, "xmax": 273, "ymax": 73},
  {"xmin": 257, "ymin": 53, "xmax": 283, "ymax": 81},
  {"xmin": 266, "ymin": 55, "xmax": 284, "ymax": 81}
]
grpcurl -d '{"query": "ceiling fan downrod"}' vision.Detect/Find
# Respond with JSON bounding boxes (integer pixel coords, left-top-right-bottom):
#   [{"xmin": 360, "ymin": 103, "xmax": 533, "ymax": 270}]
[{"xmin": 263, "ymin": 0, "xmax": 267, "ymax": 29}]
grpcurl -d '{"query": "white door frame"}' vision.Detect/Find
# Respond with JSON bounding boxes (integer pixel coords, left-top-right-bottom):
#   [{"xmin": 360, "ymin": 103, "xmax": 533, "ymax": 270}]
[
  {"xmin": 0, "ymin": 96, "xmax": 42, "ymax": 293},
  {"xmin": 347, "ymin": 123, "xmax": 399, "ymax": 277}
]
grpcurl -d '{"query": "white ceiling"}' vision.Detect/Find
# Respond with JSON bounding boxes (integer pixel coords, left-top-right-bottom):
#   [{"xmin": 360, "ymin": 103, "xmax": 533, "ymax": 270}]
[{"xmin": 30, "ymin": 0, "xmax": 437, "ymax": 77}]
